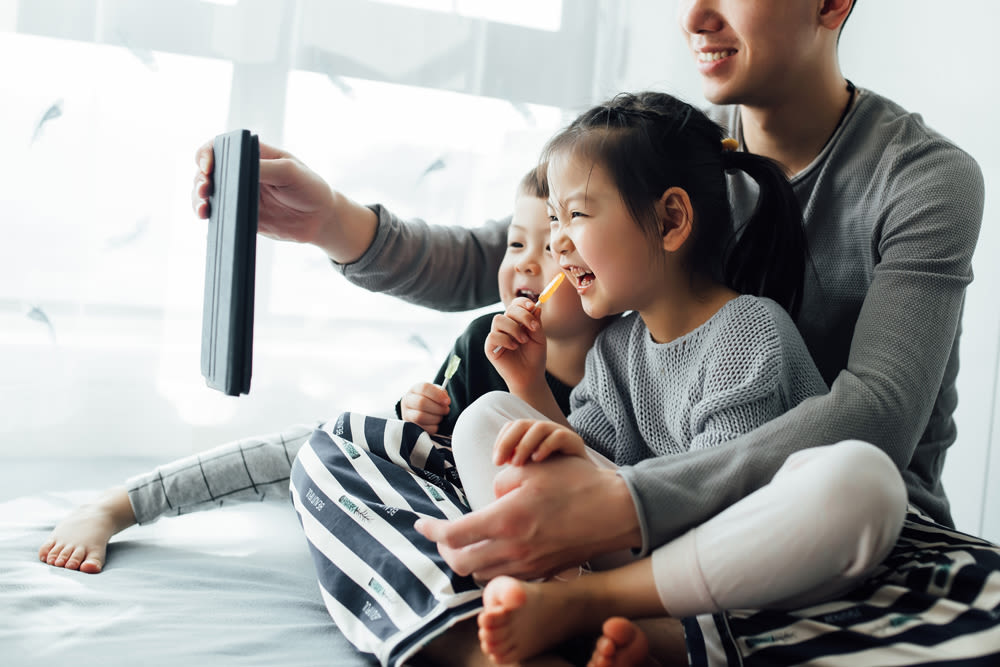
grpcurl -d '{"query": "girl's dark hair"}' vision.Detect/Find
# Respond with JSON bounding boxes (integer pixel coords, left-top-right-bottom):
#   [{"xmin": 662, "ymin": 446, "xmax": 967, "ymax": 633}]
[{"xmin": 540, "ymin": 91, "xmax": 806, "ymax": 317}]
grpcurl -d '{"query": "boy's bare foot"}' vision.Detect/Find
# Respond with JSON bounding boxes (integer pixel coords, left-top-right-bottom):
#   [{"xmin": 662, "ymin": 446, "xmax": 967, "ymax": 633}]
[
  {"xmin": 37, "ymin": 487, "xmax": 136, "ymax": 574},
  {"xmin": 416, "ymin": 616, "xmax": 572, "ymax": 667},
  {"xmin": 478, "ymin": 575, "xmax": 605, "ymax": 664},
  {"xmin": 587, "ymin": 617, "xmax": 655, "ymax": 667}
]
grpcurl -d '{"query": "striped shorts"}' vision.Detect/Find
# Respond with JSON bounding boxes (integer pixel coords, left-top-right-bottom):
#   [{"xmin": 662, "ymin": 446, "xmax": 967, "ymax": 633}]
[
  {"xmin": 292, "ymin": 413, "xmax": 1000, "ymax": 666},
  {"xmin": 290, "ymin": 413, "xmax": 482, "ymax": 667},
  {"xmin": 685, "ymin": 509, "xmax": 1000, "ymax": 665}
]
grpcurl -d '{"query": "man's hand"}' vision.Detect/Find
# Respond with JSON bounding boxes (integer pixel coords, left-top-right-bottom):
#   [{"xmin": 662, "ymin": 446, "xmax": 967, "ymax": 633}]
[
  {"xmin": 191, "ymin": 139, "xmax": 377, "ymax": 264},
  {"xmin": 414, "ymin": 455, "xmax": 641, "ymax": 580}
]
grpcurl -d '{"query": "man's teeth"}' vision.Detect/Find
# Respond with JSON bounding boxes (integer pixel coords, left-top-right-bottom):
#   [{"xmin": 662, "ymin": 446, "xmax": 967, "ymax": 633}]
[{"xmin": 697, "ymin": 50, "xmax": 735, "ymax": 62}]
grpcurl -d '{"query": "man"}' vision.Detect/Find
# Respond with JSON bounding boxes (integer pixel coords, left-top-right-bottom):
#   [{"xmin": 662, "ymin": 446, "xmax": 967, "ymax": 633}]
[{"xmin": 194, "ymin": 1, "xmax": 996, "ymax": 663}]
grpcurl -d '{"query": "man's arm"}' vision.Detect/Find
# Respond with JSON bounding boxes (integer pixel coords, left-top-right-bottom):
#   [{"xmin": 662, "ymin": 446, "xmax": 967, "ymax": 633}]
[
  {"xmin": 336, "ymin": 205, "xmax": 508, "ymax": 312},
  {"xmin": 193, "ymin": 140, "xmax": 508, "ymax": 312},
  {"xmin": 622, "ymin": 141, "xmax": 985, "ymax": 551}
]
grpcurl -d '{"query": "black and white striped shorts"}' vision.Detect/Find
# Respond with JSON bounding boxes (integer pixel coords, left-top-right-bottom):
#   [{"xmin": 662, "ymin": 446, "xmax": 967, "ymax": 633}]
[
  {"xmin": 290, "ymin": 413, "xmax": 482, "ymax": 667},
  {"xmin": 685, "ymin": 508, "xmax": 1000, "ymax": 666}
]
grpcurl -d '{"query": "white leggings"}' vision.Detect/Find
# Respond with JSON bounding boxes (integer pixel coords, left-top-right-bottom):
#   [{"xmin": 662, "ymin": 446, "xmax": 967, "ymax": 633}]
[{"xmin": 451, "ymin": 391, "xmax": 908, "ymax": 618}]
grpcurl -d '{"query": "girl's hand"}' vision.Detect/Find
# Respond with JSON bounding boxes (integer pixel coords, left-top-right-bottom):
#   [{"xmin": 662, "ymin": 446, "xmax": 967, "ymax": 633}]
[
  {"xmin": 485, "ymin": 297, "xmax": 547, "ymax": 395},
  {"xmin": 493, "ymin": 419, "xmax": 587, "ymax": 466},
  {"xmin": 399, "ymin": 382, "xmax": 451, "ymax": 434}
]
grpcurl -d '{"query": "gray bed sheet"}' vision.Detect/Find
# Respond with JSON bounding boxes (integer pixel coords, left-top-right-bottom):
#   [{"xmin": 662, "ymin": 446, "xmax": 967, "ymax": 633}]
[{"xmin": 0, "ymin": 457, "xmax": 377, "ymax": 667}]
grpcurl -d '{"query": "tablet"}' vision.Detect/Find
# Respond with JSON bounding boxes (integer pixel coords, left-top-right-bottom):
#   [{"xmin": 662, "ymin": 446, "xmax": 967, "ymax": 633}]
[{"xmin": 200, "ymin": 129, "xmax": 258, "ymax": 396}]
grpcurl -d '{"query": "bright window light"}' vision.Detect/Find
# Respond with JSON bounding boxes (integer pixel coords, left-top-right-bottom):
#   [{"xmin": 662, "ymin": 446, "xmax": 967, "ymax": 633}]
[{"xmin": 370, "ymin": 0, "xmax": 562, "ymax": 31}]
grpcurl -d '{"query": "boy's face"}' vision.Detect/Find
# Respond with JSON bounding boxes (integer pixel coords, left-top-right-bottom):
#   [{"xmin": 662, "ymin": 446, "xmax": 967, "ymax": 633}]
[
  {"xmin": 499, "ymin": 193, "xmax": 595, "ymax": 340},
  {"xmin": 678, "ymin": 0, "xmax": 824, "ymax": 106}
]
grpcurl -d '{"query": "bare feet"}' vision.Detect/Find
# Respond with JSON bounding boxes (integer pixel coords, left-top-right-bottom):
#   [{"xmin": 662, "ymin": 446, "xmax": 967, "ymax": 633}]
[
  {"xmin": 37, "ymin": 487, "xmax": 136, "ymax": 574},
  {"xmin": 419, "ymin": 615, "xmax": 574, "ymax": 667},
  {"xmin": 478, "ymin": 575, "xmax": 606, "ymax": 664},
  {"xmin": 588, "ymin": 617, "xmax": 655, "ymax": 667}
]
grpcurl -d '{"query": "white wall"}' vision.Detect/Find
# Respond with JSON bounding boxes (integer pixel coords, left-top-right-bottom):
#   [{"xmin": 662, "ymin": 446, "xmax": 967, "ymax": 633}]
[{"xmin": 616, "ymin": 1, "xmax": 1000, "ymax": 540}]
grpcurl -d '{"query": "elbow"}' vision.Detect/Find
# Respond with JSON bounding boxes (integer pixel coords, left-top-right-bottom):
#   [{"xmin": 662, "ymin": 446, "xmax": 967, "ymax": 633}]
[{"xmin": 828, "ymin": 369, "xmax": 928, "ymax": 470}]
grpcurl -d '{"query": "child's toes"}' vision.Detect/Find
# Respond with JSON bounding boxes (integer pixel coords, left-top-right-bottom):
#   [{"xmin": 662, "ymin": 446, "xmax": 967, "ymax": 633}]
[
  {"xmin": 45, "ymin": 542, "xmax": 65, "ymax": 565},
  {"xmin": 79, "ymin": 553, "xmax": 104, "ymax": 574},
  {"xmin": 52, "ymin": 544, "xmax": 74, "ymax": 567},
  {"xmin": 63, "ymin": 545, "xmax": 88, "ymax": 570},
  {"xmin": 38, "ymin": 538, "xmax": 56, "ymax": 562}
]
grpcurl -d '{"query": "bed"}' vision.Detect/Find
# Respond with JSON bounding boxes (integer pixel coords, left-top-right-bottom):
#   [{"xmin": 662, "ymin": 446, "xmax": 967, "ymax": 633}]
[{"xmin": 0, "ymin": 456, "xmax": 377, "ymax": 667}]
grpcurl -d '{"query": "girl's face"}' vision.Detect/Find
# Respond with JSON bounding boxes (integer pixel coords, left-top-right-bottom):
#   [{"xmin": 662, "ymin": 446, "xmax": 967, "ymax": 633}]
[
  {"xmin": 546, "ymin": 152, "xmax": 662, "ymax": 321},
  {"xmin": 498, "ymin": 193, "xmax": 595, "ymax": 340}
]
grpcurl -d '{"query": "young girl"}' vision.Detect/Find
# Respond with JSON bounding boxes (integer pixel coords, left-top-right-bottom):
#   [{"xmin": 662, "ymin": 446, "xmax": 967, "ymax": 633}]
[{"xmin": 440, "ymin": 92, "xmax": 907, "ymax": 664}]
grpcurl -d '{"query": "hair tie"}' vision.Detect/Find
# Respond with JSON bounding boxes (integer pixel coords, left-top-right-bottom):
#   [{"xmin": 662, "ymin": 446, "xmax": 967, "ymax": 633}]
[{"xmin": 721, "ymin": 137, "xmax": 739, "ymax": 152}]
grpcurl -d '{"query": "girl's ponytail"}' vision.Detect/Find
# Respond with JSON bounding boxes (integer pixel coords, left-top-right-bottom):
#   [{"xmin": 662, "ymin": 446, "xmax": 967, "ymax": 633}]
[
  {"xmin": 540, "ymin": 91, "xmax": 807, "ymax": 319},
  {"xmin": 721, "ymin": 150, "xmax": 807, "ymax": 318}
]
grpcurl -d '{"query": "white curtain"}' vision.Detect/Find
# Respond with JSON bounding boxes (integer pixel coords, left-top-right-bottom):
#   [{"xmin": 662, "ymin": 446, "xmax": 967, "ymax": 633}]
[{"xmin": 0, "ymin": 0, "xmax": 626, "ymax": 459}]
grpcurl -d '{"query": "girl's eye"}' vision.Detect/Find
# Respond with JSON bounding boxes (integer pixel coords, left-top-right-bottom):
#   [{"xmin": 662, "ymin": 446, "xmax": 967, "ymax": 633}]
[
  {"xmin": 548, "ymin": 215, "xmax": 559, "ymax": 223},
  {"xmin": 508, "ymin": 241, "xmax": 524, "ymax": 248},
  {"xmin": 545, "ymin": 244, "xmax": 551, "ymax": 252},
  {"xmin": 570, "ymin": 211, "xmax": 584, "ymax": 218}
]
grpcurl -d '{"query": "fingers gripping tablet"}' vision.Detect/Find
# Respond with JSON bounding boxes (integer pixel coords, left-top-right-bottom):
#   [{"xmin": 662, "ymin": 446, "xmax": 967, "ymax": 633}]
[{"xmin": 200, "ymin": 129, "xmax": 258, "ymax": 396}]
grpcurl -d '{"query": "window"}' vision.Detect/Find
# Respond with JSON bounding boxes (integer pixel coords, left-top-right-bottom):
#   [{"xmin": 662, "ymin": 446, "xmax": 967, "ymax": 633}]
[{"xmin": 0, "ymin": 0, "xmax": 624, "ymax": 456}]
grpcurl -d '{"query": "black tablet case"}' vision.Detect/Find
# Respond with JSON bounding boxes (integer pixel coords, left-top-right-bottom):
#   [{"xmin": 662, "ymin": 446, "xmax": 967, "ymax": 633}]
[{"xmin": 201, "ymin": 129, "xmax": 258, "ymax": 396}]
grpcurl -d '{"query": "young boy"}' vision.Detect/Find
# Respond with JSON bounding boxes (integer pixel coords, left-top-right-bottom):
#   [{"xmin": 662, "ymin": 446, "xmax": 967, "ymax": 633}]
[
  {"xmin": 38, "ymin": 165, "xmax": 610, "ymax": 578},
  {"xmin": 396, "ymin": 166, "xmax": 601, "ymax": 439}
]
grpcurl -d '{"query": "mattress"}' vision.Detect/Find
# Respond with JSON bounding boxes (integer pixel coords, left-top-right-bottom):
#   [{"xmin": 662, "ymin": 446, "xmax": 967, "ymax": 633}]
[{"xmin": 0, "ymin": 457, "xmax": 376, "ymax": 667}]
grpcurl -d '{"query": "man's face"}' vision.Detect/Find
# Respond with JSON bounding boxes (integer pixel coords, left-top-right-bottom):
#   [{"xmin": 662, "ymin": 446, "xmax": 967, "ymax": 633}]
[{"xmin": 677, "ymin": 0, "xmax": 822, "ymax": 106}]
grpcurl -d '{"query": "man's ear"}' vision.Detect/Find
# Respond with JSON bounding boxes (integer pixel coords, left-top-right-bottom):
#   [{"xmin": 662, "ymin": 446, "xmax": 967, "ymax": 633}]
[
  {"xmin": 818, "ymin": 0, "xmax": 853, "ymax": 32},
  {"xmin": 657, "ymin": 187, "xmax": 693, "ymax": 253}
]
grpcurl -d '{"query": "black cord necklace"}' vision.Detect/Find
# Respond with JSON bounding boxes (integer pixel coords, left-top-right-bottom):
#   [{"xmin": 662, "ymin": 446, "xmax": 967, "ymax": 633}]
[{"xmin": 835, "ymin": 79, "xmax": 857, "ymax": 135}]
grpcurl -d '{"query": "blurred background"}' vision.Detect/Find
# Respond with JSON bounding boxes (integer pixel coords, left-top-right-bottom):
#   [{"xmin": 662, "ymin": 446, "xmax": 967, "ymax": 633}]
[{"xmin": 0, "ymin": 0, "xmax": 996, "ymax": 541}]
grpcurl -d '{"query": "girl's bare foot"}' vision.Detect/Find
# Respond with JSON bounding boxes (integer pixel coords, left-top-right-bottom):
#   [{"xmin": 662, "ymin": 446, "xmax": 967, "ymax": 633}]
[
  {"xmin": 37, "ymin": 487, "xmax": 136, "ymax": 574},
  {"xmin": 478, "ymin": 575, "xmax": 606, "ymax": 664},
  {"xmin": 588, "ymin": 617, "xmax": 655, "ymax": 667}
]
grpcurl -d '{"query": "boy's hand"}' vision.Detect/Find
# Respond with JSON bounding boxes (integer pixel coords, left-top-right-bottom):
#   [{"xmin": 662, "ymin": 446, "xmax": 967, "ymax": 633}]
[
  {"xmin": 493, "ymin": 419, "xmax": 587, "ymax": 466},
  {"xmin": 485, "ymin": 297, "xmax": 547, "ymax": 394},
  {"xmin": 399, "ymin": 382, "xmax": 451, "ymax": 434}
]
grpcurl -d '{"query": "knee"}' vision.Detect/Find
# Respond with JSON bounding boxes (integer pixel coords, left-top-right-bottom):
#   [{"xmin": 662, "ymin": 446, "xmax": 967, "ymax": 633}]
[
  {"xmin": 827, "ymin": 440, "xmax": 906, "ymax": 510},
  {"xmin": 452, "ymin": 392, "xmax": 519, "ymax": 457},
  {"xmin": 806, "ymin": 440, "xmax": 907, "ymax": 571}
]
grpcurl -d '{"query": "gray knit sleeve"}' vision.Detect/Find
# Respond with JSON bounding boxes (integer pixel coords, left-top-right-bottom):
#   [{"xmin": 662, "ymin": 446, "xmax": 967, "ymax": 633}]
[
  {"xmin": 619, "ymin": 141, "xmax": 984, "ymax": 551},
  {"xmin": 126, "ymin": 422, "xmax": 318, "ymax": 524},
  {"xmin": 333, "ymin": 204, "xmax": 508, "ymax": 312}
]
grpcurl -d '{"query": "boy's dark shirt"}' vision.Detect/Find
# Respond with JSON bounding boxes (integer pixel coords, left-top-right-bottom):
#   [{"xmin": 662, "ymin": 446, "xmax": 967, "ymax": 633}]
[{"xmin": 396, "ymin": 312, "xmax": 574, "ymax": 436}]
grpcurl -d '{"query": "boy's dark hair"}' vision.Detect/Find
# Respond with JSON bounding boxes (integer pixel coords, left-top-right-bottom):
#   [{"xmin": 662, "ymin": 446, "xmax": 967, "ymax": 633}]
[
  {"xmin": 540, "ymin": 91, "xmax": 807, "ymax": 317},
  {"xmin": 518, "ymin": 164, "xmax": 548, "ymax": 200}
]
